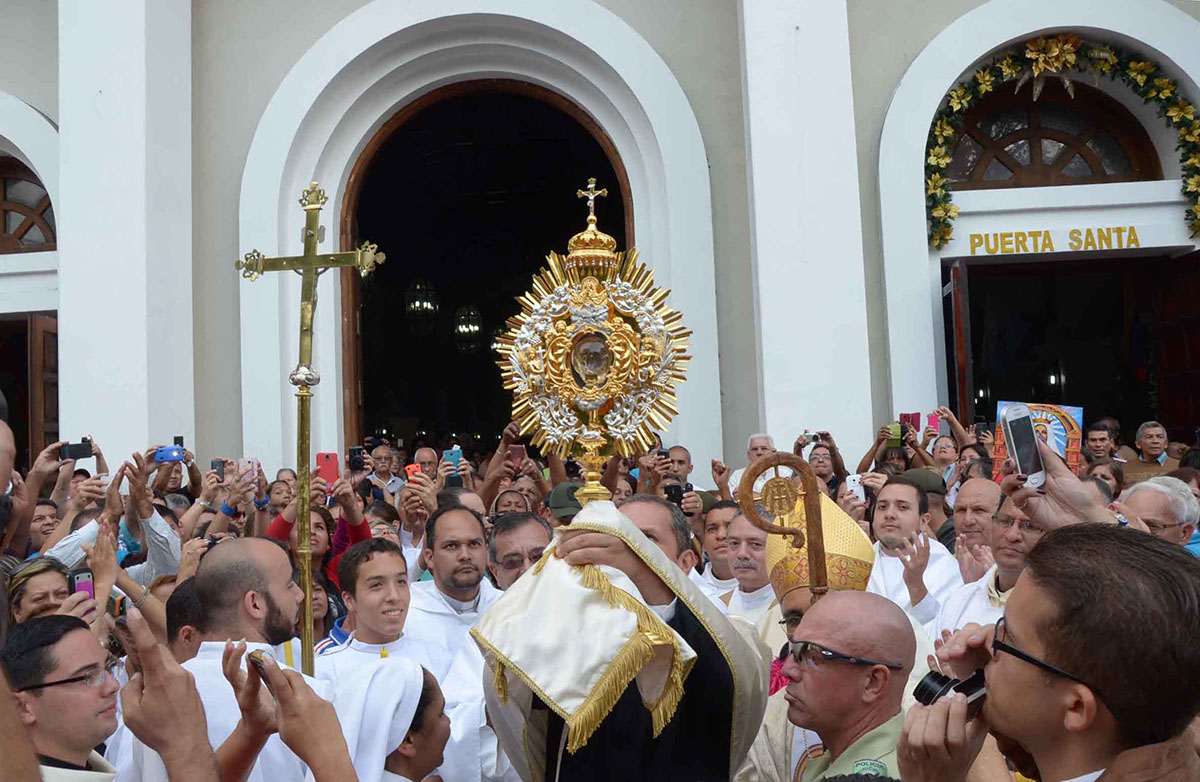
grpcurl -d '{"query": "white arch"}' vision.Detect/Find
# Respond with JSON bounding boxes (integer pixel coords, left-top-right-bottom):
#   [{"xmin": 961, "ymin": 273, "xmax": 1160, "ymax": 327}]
[
  {"xmin": 0, "ymin": 90, "xmax": 59, "ymax": 314},
  {"xmin": 238, "ymin": 0, "xmax": 721, "ymax": 471},
  {"xmin": 878, "ymin": 0, "xmax": 1200, "ymax": 413}
]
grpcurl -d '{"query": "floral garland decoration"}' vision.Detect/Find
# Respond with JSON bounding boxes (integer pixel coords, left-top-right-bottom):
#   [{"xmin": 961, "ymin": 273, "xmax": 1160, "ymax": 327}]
[{"xmin": 926, "ymin": 33, "xmax": 1200, "ymax": 249}]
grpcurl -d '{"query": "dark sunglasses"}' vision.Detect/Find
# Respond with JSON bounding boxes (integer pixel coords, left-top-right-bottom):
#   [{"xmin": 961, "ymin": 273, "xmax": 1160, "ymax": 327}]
[{"xmin": 788, "ymin": 640, "xmax": 903, "ymax": 670}]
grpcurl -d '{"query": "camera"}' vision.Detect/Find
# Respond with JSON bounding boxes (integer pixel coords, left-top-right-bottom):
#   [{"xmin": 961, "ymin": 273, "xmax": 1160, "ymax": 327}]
[
  {"xmin": 155, "ymin": 445, "xmax": 184, "ymax": 463},
  {"xmin": 61, "ymin": 438, "xmax": 93, "ymax": 460},
  {"xmin": 913, "ymin": 669, "xmax": 987, "ymax": 718},
  {"xmin": 663, "ymin": 484, "xmax": 684, "ymax": 507},
  {"xmin": 348, "ymin": 445, "xmax": 365, "ymax": 471}
]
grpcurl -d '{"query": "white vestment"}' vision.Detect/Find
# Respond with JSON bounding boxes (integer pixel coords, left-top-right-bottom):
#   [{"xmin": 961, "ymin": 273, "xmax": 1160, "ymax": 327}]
[
  {"xmin": 867, "ymin": 539, "xmax": 963, "ymax": 635},
  {"xmin": 119, "ymin": 641, "xmax": 330, "ymax": 782},
  {"xmin": 319, "ymin": 657, "xmax": 424, "ymax": 782},
  {"xmin": 437, "ymin": 640, "xmax": 522, "ymax": 782},
  {"xmin": 725, "ymin": 582, "xmax": 786, "ymax": 654},
  {"xmin": 689, "ymin": 563, "xmax": 736, "ymax": 611},
  {"xmin": 931, "ymin": 565, "xmax": 1007, "ymax": 641},
  {"xmin": 405, "ymin": 578, "xmax": 501, "ymax": 661},
  {"xmin": 315, "ymin": 632, "xmax": 452, "ymax": 683}
]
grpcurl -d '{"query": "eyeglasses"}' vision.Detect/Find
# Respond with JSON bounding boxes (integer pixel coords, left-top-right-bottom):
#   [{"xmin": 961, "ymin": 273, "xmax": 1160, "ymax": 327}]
[
  {"xmin": 777, "ymin": 615, "xmax": 803, "ymax": 634},
  {"xmin": 808, "ymin": 453, "xmax": 832, "ymax": 462},
  {"xmin": 992, "ymin": 516, "xmax": 1043, "ymax": 535},
  {"xmin": 992, "ymin": 617, "xmax": 1116, "ymax": 712},
  {"xmin": 1141, "ymin": 518, "xmax": 1182, "ymax": 534},
  {"xmin": 498, "ymin": 549, "xmax": 545, "ymax": 571},
  {"xmin": 787, "ymin": 640, "xmax": 903, "ymax": 670},
  {"xmin": 17, "ymin": 658, "xmax": 120, "ymax": 693}
]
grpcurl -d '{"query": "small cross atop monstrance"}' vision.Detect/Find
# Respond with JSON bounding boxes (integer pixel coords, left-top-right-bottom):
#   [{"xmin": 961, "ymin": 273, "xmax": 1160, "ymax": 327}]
[
  {"xmin": 236, "ymin": 181, "xmax": 385, "ymax": 674},
  {"xmin": 495, "ymin": 178, "xmax": 691, "ymax": 507}
]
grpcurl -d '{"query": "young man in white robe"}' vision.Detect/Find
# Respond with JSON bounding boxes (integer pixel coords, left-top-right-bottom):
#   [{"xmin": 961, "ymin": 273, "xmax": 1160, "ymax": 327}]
[
  {"xmin": 866, "ymin": 477, "xmax": 963, "ymax": 635},
  {"xmin": 315, "ymin": 538, "xmax": 451, "ymax": 682},
  {"xmin": 690, "ymin": 501, "xmax": 739, "ymax": 603},
  {"xmin": 933, "ymin": 494, "xmax": 1042, "ymax": 640},
  {"xmin": 722, "ymin": 512, "xmax": 786, "ymax": 653},
  {"xmin": 404, "ymin": 506, "xmax": 501, "ymax": 664},
  {"xmin": 119, "ymin": 537, "xmax": 330, "ymax": 782}
]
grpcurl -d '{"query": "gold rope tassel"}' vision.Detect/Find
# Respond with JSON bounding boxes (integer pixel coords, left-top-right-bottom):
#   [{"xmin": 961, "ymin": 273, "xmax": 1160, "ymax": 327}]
[
  {"xmin": 494, "ymin": 659, "xmax": 509, "ymax": 704},
  {"xmin": 562, "ymin": 565, "xmax": 689, "ymax": 751}
]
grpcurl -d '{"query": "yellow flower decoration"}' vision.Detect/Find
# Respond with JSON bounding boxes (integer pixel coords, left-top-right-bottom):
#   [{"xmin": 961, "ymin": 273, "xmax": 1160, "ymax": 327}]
[
  {"xmin": 948, "ymin": 87, "xmax": 972, "ymax": 112},
  {"xmin": 1185, "ymin": 154, "xmax": 1200, "ymax": 170},
  {"xmin": 930, "ymin": 224, "xmax": 954, "ymax": 249},
  {"xmin": 927, "ymin": 146, "xmax": 952, "ymax": 168},
  {"xmin": 927, "ymin": 173, "xmax": 948, "ymax": 198},
  {"xmin": 931, "ymin": 203, "xmax": 960, "ymax": 220},
  {"xmin": 1088, "ymin": 45, "xmax": 1116, "ymax": 74},
  {"xmin": 975, "ymin": 69, "xmax": 995, "ymax": 95},
  {"xmin": 933, "ymin": 118, "xmax": 956, "ymax": 145},
  {"xmin": 998, "ymin": 56, "xmax": 1021, "ymax": 80},
  {"xmin": 1055, "ymin": 34, "xmax": 1080, "ymax": 69},
  {"xmin": 1025, "ymin": 34, "xmax": 1077, "ymax": 77},
  {"xmin": 1167, "ymin": 100, "xmax": 1196, "ymax": 125},
  {"xmin": 1186, "ymin": 175, "xmax": 1200, "ymax": 194},
  {"xmin": 1190, "ymin": 203, "xmax": 1200, "ymax": 220},
  {"xmin": 1127, "ymin": 61, "xmax": 1156, "ymax": 87},
  {"xmin": 1181, "ymin": 122, "xmax": 1200, "ymax": 145},
  {"xmin": 1147, "ymin": 78, "xmax": 1175, "ymax": 101}
]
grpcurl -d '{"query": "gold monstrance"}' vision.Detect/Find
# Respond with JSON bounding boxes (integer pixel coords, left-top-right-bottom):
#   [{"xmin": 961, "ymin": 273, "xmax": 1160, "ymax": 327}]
[
  {"xmin": 236, "ymin": 182, "xmax": 385, "ymax": 674},
  {"xmin": 496, "ymin": 179, "xmax": 690, "ymax": 506}
]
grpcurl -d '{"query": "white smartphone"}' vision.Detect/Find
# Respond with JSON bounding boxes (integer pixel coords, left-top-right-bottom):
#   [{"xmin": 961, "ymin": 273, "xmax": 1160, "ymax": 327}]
[
  {"xmin": 1001, "ymin": 403, "xmax": 1046, "ymax": 488},
  {"xmin": 844, "ymin": 473, "xmax": 866, "ymax": 503}
]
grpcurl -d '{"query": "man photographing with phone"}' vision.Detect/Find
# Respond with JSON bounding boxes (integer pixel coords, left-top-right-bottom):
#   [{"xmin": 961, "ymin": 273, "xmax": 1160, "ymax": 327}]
[{"xmin": 900, "ymin": 524, "xmax": 1200, "ymax": 782}]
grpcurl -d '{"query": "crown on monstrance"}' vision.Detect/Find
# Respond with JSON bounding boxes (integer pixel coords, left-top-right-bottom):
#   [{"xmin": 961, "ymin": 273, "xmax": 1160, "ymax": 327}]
[
  {"xmin": 564, "ymin": 178, "xmax": 622, "ymax": 282},
  {"xmin": 497, "ymin": 178, "xmax": 691, "ymax": 508}
]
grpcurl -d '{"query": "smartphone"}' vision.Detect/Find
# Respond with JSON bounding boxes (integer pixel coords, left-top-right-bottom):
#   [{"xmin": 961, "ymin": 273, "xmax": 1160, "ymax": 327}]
[
  {"xmin": 664, "ymin": 484, "xmax": 684, "ymax": 506},
  {"xmin": 211, "ymin": 458, "xmax": 225, "ymax": 481},
  {"xmin": 443, "ymin": 447, "xmax": 463, "ymax": 488},
  {"xmin": 61, "ymin": 438, "xmax": 92, "ymax": 460},
  {"xmin": 656, "ymin": 448, "xmax": 670, "ymax": 460},
  {"xmin": 507, "ymin": 444, "xmax": 526, "ymax": 469},
  {"xmin": 405, "ymin": 463, "xmax": 423, "ymax": 481},
  {"xmin": 155, "ymin": 445, "xmax": 184, "ymax": 463},
  {"xmin": 886, "ymin": 422, "xmax": 902, "ymax": 449},
  {"xmin": 315, "ymin": 452, "xmax": 340, "ymax": 486},
  {"xmin": 173, "ymin": 435, "xmax": 185, "ymax": 448},
  {"xmin": 236, "ymin": 458, "xmax": 256, "ymax": 480},
  {"xmin": 927, "ymin": 413, "xmax": 940, "ymax": 431},
  {"xmin": 844, "ymin": 473, "xmax": 866, "ymax": 503},
  {"xmin": 348, "ymin": 445, "xmax": 365, "ymax": 471},
  {"xmin": 67, "ymin": 568, "xmax": 95, "ymax": 600},
  {"xmin": 247, "ymin": 649, "xmax": 277, "ymax": 695},
  {"xmin": 1001, "ymin": 403, "xmax": 1045, "ymax": 488}
]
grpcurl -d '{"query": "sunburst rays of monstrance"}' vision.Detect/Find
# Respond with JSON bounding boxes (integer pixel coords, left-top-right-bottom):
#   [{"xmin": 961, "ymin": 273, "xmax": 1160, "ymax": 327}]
[{"xmin": 494, "ymin": 179, "xmax": 691, "ymax": 506}]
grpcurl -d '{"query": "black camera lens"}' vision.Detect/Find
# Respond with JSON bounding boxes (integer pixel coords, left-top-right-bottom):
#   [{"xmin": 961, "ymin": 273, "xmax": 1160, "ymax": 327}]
[{"xmin": 913, "ymin": 670, "xmax": 960, "ymax": 705}]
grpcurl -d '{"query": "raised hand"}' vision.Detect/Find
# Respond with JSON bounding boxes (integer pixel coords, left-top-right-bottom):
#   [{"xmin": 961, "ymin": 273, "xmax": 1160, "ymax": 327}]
[
  {"xmin": 221, "ymin": 642, "xmax": 278, "ymax": 737},
  {"xmin": 128, "ymin": 452, "xmax": 155, "ymax": 519},
  {"xmin": 935, "ymin": 622, "xmax": 995, "ymax": 681},
  {"xmin": 956, "ymin": 540, "xmax": 994, "ymax": 584},
  {"xmin": 256, "ymin": 655, "xmax": 355, "ymax": 780},
  {"xmin": 897, "ymin": 692, "xmax": 989, "ymax": 782},
  {"xmin": 28, "ymin": 441, "xmax": 66, "ymax": 485},
  {"xmin": 499, "ymin": 421, "xmax": 521, "ymax": 447},
  {"xmin": 68, "ymin": 475, "xmax": 107, "ymax": 514},
  {"xmin": 711, "ymin": 459, "xmax": 731, "ymax": 488},
  {"xmin": 899, "ymin": 531, "xmax": 931, "ymax": 605},
  {"xmin": 177, "ymin": 537, "xmax": 209, "ymax": 583},
  {"xmin": 200, "ymin": 470, "xmax": 222, "ymax": 505},
  {"xmin": 681, "ymin": 491, "xmax": 703, "ymax": 517},
  {"xmin": 999, "ymin": 438, "xmax": 1113, "ymax": 530}
]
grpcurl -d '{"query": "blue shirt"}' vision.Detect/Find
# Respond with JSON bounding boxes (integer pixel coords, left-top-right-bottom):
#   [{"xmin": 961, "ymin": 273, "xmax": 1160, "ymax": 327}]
[
  {"xmin": 314, "ymin": 615, "xmax": 350, "ymax": 654},
  {"xmin": 1186, "ymin": 529, "xmax": 1200, "ymax": 559}
]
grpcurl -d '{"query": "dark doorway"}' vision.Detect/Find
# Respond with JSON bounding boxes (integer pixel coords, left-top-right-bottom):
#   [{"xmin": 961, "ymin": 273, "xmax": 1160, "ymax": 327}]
[
  {"xmin": 944, "ymin": 252, "xmax": 1200, "ymax": 443},
  {"xmin": 346, "ymin": 82, "xmax": 629, "ymax": 454}
]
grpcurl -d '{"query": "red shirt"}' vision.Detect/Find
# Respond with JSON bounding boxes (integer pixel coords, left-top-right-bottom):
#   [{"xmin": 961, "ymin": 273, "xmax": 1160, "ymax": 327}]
[{"xmin": 265, "ymin": 512, "xmax": 370, "ymax": 590}]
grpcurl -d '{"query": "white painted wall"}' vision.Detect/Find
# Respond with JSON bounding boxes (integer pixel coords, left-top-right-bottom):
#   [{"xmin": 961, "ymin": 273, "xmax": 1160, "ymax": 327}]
[
  {"xmin": 738, "ymin": 0, "xmax": 874, "ymax": 459},
  {"xmin": 237, "ymin": 0, "xmax": 726, "ymax": 475},
  {"xmin": 58, "ymin": 0, "xmax": 194, "ymax": 459},
  {"xmin": 0, "ymin": 0, "xmax": 58, "ymax": 124}
]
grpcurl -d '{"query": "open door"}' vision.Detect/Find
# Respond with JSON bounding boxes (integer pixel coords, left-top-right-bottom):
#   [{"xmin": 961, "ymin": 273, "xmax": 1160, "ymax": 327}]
[
  {"xmin": 27, "ymin": 314, "xmax": 57, "ymax": 457},
  {"xmin": 944, "ymin": 258, "xmax": 976, "ymax": 422}
]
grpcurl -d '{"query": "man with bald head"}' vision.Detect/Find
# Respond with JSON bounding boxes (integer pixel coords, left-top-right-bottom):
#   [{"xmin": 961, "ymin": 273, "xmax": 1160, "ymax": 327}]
[
  {"xmin": 950, "ymin": 477, "xmax": 1002, "ymax": 582},
  {"xmin": 782, "ymin": 591, "xmax": 914, "ymax": 781},
  {"xmin": 122, "ymin": 537, "xmax": 329, "ymax": 782},
  {"xmin": 933, "ymin": 494, "xmax": 1044, "ymax": 640}
]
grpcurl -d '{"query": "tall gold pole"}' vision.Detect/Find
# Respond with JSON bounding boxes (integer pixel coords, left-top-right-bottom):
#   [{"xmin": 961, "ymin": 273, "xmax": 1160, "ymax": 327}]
[{"xmin": 295, "ymin": 386, "xmax": 314, "ymax": 675}]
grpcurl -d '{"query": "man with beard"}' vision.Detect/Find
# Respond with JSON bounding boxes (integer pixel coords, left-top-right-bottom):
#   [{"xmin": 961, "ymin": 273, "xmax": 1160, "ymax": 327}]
[{"xmin": 122, "ymin": 537, "xmax": 330, "ymax": 782}]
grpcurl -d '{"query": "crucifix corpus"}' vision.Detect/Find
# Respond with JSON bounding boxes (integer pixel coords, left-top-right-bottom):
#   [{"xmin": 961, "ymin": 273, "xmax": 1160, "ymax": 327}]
[{"xmin": 236, "ymin": 180, "xmax": 385, "ymax": 674}]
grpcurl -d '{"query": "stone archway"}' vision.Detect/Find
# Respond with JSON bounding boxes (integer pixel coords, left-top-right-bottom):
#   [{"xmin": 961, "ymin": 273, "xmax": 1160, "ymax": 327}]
[{"xmin": 238, "ymin": 0, "xmax": 723, "ymax": 472}]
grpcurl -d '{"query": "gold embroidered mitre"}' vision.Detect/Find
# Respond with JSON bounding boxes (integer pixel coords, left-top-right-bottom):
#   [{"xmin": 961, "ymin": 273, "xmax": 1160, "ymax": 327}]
[{"xmin": 765, "ymin": 494, "xmax": 874, "ymax": 598}]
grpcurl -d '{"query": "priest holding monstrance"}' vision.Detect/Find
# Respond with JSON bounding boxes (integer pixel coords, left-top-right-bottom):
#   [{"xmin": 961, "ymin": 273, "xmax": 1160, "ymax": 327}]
[{"xmin": 472, "ymin": 180, "xmax": 767, "ymax": 781}]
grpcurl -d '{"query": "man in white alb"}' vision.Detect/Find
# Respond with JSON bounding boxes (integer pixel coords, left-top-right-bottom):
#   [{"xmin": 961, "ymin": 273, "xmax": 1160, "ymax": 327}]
[
  {"xmin": 690, "ymin": 501, "xmax": 739, "ymax": 603},
  {"xmin": 723, "ymin": 511, "xmax": 785, "ymax": 652},
  {"xmin": 866, "ymin": 477, "xmax": 963, "ymax": 635}
]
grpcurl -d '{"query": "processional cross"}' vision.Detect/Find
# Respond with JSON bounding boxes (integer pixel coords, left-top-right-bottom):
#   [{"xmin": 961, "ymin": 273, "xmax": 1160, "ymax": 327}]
[
  {"xmin": 237, "ymin": 181, "xmax": 385, "ymax": 674},
  {"xmin": 576, "ymin": 177, "xmax": 608, "ymax": 215}
]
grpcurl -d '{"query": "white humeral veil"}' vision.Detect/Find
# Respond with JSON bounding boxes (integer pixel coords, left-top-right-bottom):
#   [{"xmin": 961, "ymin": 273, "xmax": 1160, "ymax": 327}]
[{"xmin": 472, "ymin": 500, "xmax": 767, "ymax": 780}]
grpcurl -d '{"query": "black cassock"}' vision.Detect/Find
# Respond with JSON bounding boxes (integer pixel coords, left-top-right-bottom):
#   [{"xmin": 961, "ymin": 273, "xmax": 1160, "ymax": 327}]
[{"xmin": 539, "ymin": 600, "xmax": 735, "ymax": 782}]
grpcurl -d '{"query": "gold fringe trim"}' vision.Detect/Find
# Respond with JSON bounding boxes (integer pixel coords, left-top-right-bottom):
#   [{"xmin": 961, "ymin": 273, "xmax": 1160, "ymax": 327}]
[
  {"xmin": 565, "ymin": 564, "xmax": 688, "ymax": 751},
  {"xmin": 494, "ymin": 659, "xmax": 509, "ymax": 703}
]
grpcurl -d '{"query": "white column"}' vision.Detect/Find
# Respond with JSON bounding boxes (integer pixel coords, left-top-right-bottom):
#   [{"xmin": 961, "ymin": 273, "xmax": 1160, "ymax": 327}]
[
  {"xmin": 58, "ymin": 0, "xmax": 194, "ymax": 459},
  {"xmin": 738, "ymin": 0, "xmax": 874, "ymax": 455}
]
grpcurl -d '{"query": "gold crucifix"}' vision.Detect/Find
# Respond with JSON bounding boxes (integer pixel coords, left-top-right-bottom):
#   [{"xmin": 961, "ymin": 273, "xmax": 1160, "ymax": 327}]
[
  {"xmin": 576, "ymin": 177, "xmax": 608, "ymax": 217},
  {"xmin": 236, "ymin": 180, "xmax": 385, "ymax": 675}
]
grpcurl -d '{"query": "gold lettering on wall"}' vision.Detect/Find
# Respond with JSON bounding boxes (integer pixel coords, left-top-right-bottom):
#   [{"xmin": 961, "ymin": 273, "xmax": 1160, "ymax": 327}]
[{"xmin": 968, "ymin": 227, "xmax": 1143, "ymax": 256}]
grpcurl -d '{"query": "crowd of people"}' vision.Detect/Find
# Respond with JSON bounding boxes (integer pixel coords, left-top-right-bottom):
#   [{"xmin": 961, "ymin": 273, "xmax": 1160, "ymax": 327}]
[{"xmin": 0, "ymin": 407, "xmax": 1198, "ymax": 782}]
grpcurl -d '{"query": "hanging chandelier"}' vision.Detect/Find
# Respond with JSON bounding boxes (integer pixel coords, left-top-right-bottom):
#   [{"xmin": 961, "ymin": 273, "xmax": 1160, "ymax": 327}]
[
  {"xmin": 454, "ymin": 305, "xmax": 483, "ymax": 353},
  {"xmin": 405, "ymin": 278, "xmax": 438, "ymax": 336}
]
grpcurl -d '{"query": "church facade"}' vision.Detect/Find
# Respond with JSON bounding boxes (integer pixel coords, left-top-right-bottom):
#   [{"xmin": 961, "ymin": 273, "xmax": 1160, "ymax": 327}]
[{"xmin": 1, "ymin": 0, "xmax": 1197, "ymax": 472}]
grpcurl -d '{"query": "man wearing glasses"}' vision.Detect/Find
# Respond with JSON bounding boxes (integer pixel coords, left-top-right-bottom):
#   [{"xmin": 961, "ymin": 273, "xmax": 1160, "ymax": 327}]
[
  {"xmin": 0, "ymin": 614, "xmax": 121, "ymax": 779},
  {"xmin": 487, "ymin": 511, "xmax": 553, "ymax": 590},
  {"xmin": 933, "ymin": 494, "xmax": 1042, "ymax": 641},
  {"xmin": 904, "ymin": 524, "xmax": 1200, "ymax": 782},
  {"xmin": 778, "ymin": 590, "xmax": 914, "ymax": 781}
]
